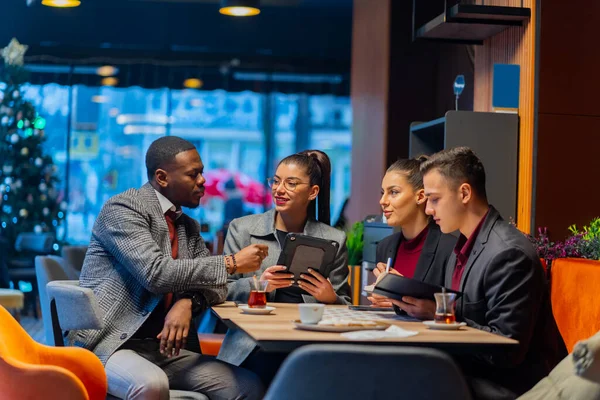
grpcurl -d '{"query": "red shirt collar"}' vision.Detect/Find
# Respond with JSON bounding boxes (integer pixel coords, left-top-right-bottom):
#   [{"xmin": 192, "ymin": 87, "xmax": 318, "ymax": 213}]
[
  {"xmin": 454, "ymin": 208, "xmax": 490, "ymax": 266},
  {"xmin": 401, "ymin": 225, "xmax": 429, "ymax": 252}
]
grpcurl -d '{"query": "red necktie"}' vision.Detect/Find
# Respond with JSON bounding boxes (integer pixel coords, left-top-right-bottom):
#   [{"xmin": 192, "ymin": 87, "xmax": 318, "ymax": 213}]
[{"xmin": 164, "ymin": 210, "xmax": 178, "ymax": 309}]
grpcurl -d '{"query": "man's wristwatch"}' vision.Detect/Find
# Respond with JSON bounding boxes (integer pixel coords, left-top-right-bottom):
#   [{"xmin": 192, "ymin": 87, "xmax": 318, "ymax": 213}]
[{"xmin": 180, "ymin": 292, "xmax": 204, "ymax": 315}]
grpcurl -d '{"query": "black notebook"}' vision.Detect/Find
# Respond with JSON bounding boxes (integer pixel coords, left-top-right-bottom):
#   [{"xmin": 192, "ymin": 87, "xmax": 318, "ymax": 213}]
[{"xmin": 373, "ymin": 273, "xmax": 462, "ymax": 301}]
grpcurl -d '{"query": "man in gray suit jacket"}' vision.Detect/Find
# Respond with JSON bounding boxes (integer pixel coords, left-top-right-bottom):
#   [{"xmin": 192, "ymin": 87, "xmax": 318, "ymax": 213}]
[
  {"xmin": 72, "ymin": 136, "xmax": 267, "ymax": 400},
  {"xmin": 390, "ymin": 147, "xmax": 566, "ymax": 399}
]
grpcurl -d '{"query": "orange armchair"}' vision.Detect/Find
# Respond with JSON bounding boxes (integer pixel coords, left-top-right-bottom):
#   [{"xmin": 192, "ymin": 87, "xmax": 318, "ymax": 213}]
[
  {"xmin": 551, "ymin": 258, "xmax": 600, "ymax": 352},
  {"xmin": 0, "ymin": 305, "xmax": 107, "ymax": 400}
]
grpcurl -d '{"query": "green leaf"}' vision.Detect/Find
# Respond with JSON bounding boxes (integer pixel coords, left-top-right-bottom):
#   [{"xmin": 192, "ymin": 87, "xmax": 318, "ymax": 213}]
[{"xmin": 346, "ymin": 221, "xmax": 364, "ymax": 265}]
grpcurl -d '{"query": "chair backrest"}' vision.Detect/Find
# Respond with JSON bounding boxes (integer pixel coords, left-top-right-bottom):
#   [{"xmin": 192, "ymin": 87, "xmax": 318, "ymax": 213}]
[
  {"xmin": 0, "ymin": 302, "xmax": 40, "ymax": 362},
  {"xmin": 0, "ymin": 236, "xmax": 10, "ymax": 287},
  {"xmin": 35, "ymin": 255, "xmax": 70, "ymax": 345},
  {"xmin": 551, "ymin": 258, "xmax": 600, "ymax": 352},
  {"xmin": 264, "ymin": 344, "xmax": 472, "ymax": 400},
  {"xmin": 15, "ymin": 232, "xmax": 55, "ymax": 253},
  {"xmin": 0, "ymin": 305, "xmax": 107, "ymax": 400},
  {"xmin": 61, "ymin": 245, "xmax": 88, "ymax": 279},
  {"xmin": 46, "ymin": 280, "xmax": 104, "ymax": 346}
]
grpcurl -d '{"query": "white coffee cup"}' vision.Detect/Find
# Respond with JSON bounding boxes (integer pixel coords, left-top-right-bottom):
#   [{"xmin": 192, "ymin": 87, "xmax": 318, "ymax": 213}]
[{"xmin": 298, "ymin": 303, "xmax": 325, "ymax": 324}]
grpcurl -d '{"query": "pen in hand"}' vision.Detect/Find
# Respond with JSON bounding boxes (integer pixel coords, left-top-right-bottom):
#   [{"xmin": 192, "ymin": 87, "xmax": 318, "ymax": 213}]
[{"xmin": 385, "ymin": 257, "xmax": 392, "ymax": 274}]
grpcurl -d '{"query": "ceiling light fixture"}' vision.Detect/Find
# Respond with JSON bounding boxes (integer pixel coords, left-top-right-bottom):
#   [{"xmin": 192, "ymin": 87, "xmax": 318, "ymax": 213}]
[
  {"xmin": 96, "ymin": 65, "xmax": 117, "ymax": 77},
  {"xmin": 101, "ymin": 77, "xmax": 118, "ymax": 87},
  {"xmin": 183, "ymin": 78, "xmax": 204, "ymax": 89},
  {"xmin": 41, "ymin": 0, "xmax": 81, "ymax": 8},
  {"xmin": 219, "ymin": 0, "xmax": 260, "ymax": 17}
]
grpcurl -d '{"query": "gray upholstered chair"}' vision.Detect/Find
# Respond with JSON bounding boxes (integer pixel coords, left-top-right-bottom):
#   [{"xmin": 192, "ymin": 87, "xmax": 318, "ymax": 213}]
[
  {"xmin": 46, "ymin": 280, "xmax": 208, "ymax": 400},
  {"xmin": 264, "ymin": 344, "xmax": 473, "ymax": 400},
  {"xmin": 46, "ymin": 280, "xmax": 104, "ymax": 347},
  {"xmin": 61, "ymin": 245, "xmax": 88, "ymax": 280},
  {"xmin": 8, "ymin": 232, "xmax": 55, "ymax": 318},
  {"xmin": 35, "ymin": 255, "xmax": 70, "ymax": 345}
]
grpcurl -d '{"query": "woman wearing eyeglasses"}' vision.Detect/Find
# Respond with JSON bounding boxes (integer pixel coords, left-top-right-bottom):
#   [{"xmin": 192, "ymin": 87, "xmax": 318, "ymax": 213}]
[
  {"xmin": 224, "ymin": 149, "xmax": 351, "ymax": 305},
  {"xmin": 217, "ymin": 150, "xmax": 350, "ymax": 384}
]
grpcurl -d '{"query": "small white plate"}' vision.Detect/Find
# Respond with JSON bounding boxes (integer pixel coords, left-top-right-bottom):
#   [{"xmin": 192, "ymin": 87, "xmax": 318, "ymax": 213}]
[
  {"xmin": 239, "ymin": 305, "xmax": 276, "ymax": 315},
  {"xmin": 422, "ymin": 321, "xmax": 467, "ymax": 330},
  {"xmin": 293, "ymin": 320, "xmax": 390, "ymax": 333}
]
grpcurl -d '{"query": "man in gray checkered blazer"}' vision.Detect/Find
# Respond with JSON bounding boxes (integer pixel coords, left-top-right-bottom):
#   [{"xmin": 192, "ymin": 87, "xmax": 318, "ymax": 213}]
[{"xmin": 71, "ymin": 136, "xmax": 267, "ymax": 400}]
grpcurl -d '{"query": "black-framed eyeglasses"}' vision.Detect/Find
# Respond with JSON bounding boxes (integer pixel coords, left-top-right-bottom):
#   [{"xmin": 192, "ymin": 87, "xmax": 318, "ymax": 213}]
[{"xmin": 267, "ymin": 177, "xmax": 309, "ymax": 192}]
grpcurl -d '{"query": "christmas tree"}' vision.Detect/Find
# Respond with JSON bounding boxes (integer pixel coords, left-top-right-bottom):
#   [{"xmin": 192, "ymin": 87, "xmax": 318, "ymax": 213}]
[{"xmin": 0, "ymin": 38, "xmax": 65, "ymax": 254}]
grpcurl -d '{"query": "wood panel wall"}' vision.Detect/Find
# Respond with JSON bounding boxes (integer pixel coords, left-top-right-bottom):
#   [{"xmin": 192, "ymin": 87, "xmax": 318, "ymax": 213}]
[
  {"xmin": 349, "ymin": 0, "xmax": 475, "ymax": 224},
  {"xmin": 534, "ymin": 0, "xmax": 600, "ymax": 238},
  {"xmin": 347, "ymin": 0, "xmax": 391, "ymax": 223},
  {"xmin": 472, "ymin": 0, "xmax": 536, "ymax": 233}
]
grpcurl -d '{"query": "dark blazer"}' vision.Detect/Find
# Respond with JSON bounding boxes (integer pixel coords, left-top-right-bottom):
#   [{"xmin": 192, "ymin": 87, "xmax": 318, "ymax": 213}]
[
  {"xmin": 376, "ymin": 220, "xmax": 456, "ymax": 286},
  {"xmin": 446, "ymin": 206, "xmax": 567, "ymax": 396}
]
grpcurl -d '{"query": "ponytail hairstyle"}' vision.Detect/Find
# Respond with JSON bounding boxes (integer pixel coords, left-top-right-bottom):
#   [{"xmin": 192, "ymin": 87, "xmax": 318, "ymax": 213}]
[
  {"xmin": 386, "ymin": 155, "xmax": 429, "ymax": 192},
  {"xmin": 278, "ymin": 150, "xmax": 332, "ymax": 225}
]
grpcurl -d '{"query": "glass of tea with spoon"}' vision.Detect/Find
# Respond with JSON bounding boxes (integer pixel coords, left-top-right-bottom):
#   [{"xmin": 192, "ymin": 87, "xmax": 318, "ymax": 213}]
[
  {"xmin": 434, "ymin": 292, "xmax": 457, "ymax": 324},
  {"xmin": 248, "ymin": 278, "xmax": 268, "ymax": 308}
]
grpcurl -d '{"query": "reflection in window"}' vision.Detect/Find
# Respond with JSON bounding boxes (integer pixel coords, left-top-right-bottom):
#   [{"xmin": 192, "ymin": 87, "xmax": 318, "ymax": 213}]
[
  {"xmin": 310, "ymin": 95, "xmax": 352, "ymax": 226},
  {"xmin": 170, "ymin": 90, "xmax": 266, "ymax": 243},
  {"xmin": 27, "ymin": 84, "xmax": 352, "ymax": 245}
]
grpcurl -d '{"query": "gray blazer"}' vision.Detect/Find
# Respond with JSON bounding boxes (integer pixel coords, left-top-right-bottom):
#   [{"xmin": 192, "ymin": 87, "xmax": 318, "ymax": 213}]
[
  {"xmin": 447, "ymin": 206, "xmax": 566, "ymax": 395},
  {"xmin": 224, "ymin": 208, "xmax": 351, "ymax": 305},
  {"xmin": 69, "ymin": 183, "xmax": 229, "ymax": 364},
  {"xmin": 217, "ymin": 208, "xmax": 350, "ymax": 366}
]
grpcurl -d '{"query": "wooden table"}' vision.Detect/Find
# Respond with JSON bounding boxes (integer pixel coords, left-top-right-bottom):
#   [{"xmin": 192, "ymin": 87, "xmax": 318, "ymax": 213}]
[
  {"xmin": 0, "ymin": 289, "xmax": 24, "ymax": 309},
  {"xmin": 212, "ymin": 302, "xmax": 518, "ymax": 354}
]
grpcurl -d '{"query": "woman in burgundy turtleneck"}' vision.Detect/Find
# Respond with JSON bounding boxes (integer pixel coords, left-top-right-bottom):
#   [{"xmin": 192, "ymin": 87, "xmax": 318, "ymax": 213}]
[{"xmin": 367, "ymin": 157, "xmax": 456, "ymax": 308}]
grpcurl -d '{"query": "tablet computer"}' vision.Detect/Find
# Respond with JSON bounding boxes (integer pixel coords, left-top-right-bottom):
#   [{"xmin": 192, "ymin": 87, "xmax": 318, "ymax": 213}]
[
  {"xmin": 276, "ymin": 233, "xmax": 339, "ymax": 282},
  {"xmin": 372, "ymin": 273, "xmax": 461, "ymax": 301}
]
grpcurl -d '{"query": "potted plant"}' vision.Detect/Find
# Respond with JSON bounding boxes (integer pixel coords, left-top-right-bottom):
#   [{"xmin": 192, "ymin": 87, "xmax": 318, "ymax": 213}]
[
  {"xmin": 568, "ymin": 217, "xmax": 600, "ymax": 260},
  {"xmin": 345, "ymin": 221, "xmax": 364, "ymax": 305},
  {"xmin": 346, "ymin": 221, "xmax": 364, "ymax": 266}
]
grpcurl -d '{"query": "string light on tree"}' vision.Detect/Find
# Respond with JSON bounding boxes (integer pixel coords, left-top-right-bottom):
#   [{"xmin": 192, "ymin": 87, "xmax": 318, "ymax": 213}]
[{"xmin": 0, "ymin": 37, "xmax": 64, "ymax": 254}]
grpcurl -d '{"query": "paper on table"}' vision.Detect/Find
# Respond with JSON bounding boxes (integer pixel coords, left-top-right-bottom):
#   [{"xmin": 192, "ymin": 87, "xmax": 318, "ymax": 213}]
[{"xmin": 340, "ymin": 324, "xmax": 418, "ymax": 340}]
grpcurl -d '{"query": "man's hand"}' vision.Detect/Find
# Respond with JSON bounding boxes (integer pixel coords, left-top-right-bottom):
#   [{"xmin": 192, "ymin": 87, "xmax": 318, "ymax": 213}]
[
  {"xmin": 298, "ymin": 268, "xmax": 337, "ymax": 304},
  {"xmin": 367, "ymin": 293, "xmax": 394, "ymax": 308},
  {"xmin": 260, "ymin": 265, "xmax": 294, "ymax": 292},
  {"xmin": 157, "ymin": 298, "xmax": 192, "ymax": 358},
  {"xmin": 233, "ymin": 244, "xmax": 269, "ymax": 274},
  {"xmin": 390, "ymin": 296, "xmax": 435, "ymax": 320}
]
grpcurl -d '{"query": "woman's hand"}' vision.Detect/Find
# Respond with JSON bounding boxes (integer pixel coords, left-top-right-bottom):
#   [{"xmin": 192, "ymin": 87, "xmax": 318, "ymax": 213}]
[
  {"xmin": 298, "ymin": 268, "xmax": 338, "ymax": 304},
  {"xmin": 367, "ymin": 293, "xmax": 394, "ymax": 308},
  {"xmin": 260, "ymin": 265, "xmax": 294, "ymax": 293},
  {"xmin": 373, "ymin": 262, "xmax": 402, "ymax": 284}
]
